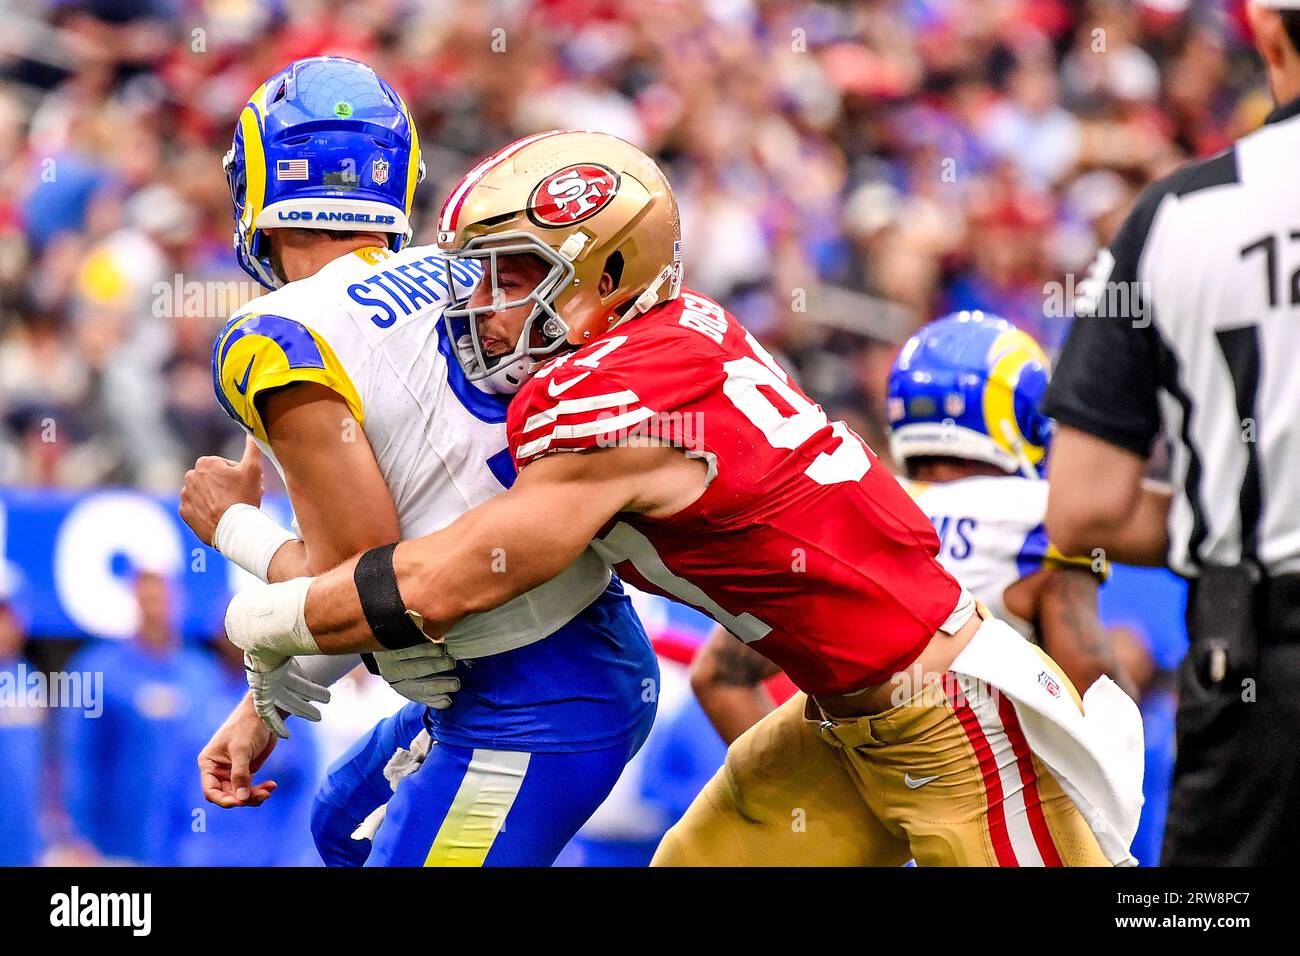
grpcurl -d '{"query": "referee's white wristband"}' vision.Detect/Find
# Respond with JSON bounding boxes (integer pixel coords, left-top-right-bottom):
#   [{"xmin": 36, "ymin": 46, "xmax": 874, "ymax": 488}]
[
  {"xmin": 224, "ymin": 577, "xmax": 323, "ymax": 658},
  {"xmin": 213, "ymin": 503, "xmax": 297, "ymax": 583}
]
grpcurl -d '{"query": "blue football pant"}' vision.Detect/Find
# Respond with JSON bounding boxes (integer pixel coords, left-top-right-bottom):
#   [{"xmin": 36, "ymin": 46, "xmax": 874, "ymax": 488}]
[{"xmin": 312, "ymin": 702, "xmax": 652, "ymax": 866}]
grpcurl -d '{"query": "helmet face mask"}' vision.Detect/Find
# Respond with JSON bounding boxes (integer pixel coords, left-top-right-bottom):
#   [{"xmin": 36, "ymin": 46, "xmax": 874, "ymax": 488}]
[
  {"xmin": 436, "ymin": 130, "xmax": 682, "ymax": 383},
  {"xmin": 441, "ymin": 232, "xmax": 576, "ymax": 382}
]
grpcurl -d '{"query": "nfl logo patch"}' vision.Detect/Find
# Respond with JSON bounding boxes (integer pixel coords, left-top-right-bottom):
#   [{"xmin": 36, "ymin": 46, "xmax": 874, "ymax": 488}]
[
  {"xmin": 276, "ymin": 159, "xmax": 309, "ymax": 181},
  {"xmin": 944, "ymin": 392, "xmax": 965, "ymax": 417},
  {"xmin": 1037, "ymin": 670, "xmax": 1062, "ymax": 698},
  {"xmin": 372, "ymin": 159, "xmax": 390, "ymax": 185}
]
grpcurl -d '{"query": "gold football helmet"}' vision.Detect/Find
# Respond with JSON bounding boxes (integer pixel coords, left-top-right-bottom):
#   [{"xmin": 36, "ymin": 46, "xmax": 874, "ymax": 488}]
[{"xmin": 436, "ymin": 130, "xmax": 682, "ymax": 382}]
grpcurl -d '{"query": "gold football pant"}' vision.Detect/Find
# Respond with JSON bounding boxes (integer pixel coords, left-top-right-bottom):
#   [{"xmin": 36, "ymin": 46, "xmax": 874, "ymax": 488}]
[{"xmin": 652, "ymin": 663, "xmax": 1110, "ymax": 866}]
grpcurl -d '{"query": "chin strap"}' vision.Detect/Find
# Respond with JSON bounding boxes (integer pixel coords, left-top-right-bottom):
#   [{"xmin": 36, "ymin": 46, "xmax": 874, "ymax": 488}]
[
  {"xmin": 630, "ymin": 264, "xmax": 678, "ymax": 316},
  {"xmin": 605, "ymin": 264, "xmax": 680, "ymax": 334}
]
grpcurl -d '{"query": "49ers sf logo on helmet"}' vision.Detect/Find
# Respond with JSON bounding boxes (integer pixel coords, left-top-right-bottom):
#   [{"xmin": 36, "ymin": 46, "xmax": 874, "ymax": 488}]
[{"xmin": 528, "ymin": 163, "xmax": 619, "ymax": 227}]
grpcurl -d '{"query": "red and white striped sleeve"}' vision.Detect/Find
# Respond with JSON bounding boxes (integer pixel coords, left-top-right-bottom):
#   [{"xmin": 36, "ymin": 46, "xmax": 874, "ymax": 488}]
[
  {"xmin": 507, "ymin": 360, "xmax": 658, "ymax": 468},
  {"xmin": 508, "ymin": 316, "xmax": 727, "ymax": 469}
]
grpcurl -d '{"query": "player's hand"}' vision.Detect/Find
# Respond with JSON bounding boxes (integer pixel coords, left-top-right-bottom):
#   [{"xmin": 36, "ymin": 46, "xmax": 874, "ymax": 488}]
[
  {"xmin": 198, "ymin": 693, "xmax": 279, "ymax": 808},
  {"xmin": 245, "ymin": 652, "xmax": 330, "ymax": 739},
  {"xmin": 374, "ymin": 642, "xmax": 462, "ymax": 709},
  {"xmin": 180, "ymin": 436, "xmax": 265, "ymax": 547}
]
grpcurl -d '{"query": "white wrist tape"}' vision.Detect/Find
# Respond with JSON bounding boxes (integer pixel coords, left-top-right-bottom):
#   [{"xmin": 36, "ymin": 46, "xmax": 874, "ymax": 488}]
[
  {"xmin": 213, "ymin": 503, "xmax": 297, "ymax": 583},
  {"xmin": 224, "ymin": 577, "xmax": 323, "ymax": 658}
]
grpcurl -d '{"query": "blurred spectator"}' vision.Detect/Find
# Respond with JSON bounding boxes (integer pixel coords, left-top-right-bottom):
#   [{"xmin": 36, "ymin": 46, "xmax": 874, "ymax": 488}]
[
  {"xmin": 0, "ymin": 563, "xmax": 43, "ymax": 866},
  {"xmin": 55, "ymin": 569, "xmax": 220, "ymax": 864},
  {"xmin": 162, "ymin": 634, "xmax": 321, "ymax": 867},
  {"xmin": 0, "ymin": 0, "xmax": 1274, "ymax": 487}
]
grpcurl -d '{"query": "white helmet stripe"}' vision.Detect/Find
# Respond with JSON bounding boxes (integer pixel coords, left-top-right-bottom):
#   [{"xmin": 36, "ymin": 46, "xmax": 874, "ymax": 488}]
[{"xmin": 439, "ymin": 130, "xmax": 569, "ymax": 233}]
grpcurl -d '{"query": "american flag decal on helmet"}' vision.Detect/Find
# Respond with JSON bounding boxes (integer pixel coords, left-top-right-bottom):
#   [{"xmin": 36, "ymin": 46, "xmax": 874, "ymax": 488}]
[{"xmin": 276, "ymin": 159, "xmax": 309, "ymax": 181}]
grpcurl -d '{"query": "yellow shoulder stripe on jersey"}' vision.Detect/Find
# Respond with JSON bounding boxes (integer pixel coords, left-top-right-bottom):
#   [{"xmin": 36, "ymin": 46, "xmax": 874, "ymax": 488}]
[
  {"xmin": 215, "ymin": 312, "xmax": 363, "ymax": 443},
  {"xmin": 423, "ymin": 750, "xmax": 530, "ymax": 867}
]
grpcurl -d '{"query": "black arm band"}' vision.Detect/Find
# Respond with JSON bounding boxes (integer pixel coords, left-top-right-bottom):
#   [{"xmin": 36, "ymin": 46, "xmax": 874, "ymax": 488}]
[{"xmin": 354, "ymin": 544, "xmax": 428, "ymax": 650}]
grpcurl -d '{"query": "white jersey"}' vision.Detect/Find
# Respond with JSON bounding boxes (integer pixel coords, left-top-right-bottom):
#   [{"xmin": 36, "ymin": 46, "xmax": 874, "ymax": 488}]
[
  {"xmin": 900, "ymin": 475, "xmax": 1096, "ymax": 637},
  {"xmin": 213, "ymin": 243, "xmax": 610, "ymax": 657}
]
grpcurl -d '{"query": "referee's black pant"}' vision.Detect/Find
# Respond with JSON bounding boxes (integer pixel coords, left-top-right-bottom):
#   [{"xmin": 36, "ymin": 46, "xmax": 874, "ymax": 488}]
[{"xmin": 1162, "ymin": 576, "xmax": 1300, "ymax": 866}]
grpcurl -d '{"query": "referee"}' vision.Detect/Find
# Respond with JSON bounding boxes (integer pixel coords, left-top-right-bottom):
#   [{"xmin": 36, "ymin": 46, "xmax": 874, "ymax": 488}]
[{"xmin": 1043, "ymin": 0, "xmax": 1300, "ymax": 866}]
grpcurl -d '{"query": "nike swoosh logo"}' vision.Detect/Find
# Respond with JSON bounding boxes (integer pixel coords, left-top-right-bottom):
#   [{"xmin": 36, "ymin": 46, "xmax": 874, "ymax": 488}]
[
  {"xmin": 903, "ymin": 773, "xmax": 940, "ymax": 789},
  {"xmin": 235, "ymin": 357, "xmax": 254, "ymax": 396},
  {"xmin": 548, "ymin": 371, "xmax": 591, "ymax": 397}
]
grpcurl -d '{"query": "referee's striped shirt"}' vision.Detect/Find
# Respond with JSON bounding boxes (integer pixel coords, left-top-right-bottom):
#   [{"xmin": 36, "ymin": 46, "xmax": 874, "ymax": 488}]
[{"xmin": 1045, "ymin": 96, "xmax": 1300, "ymax": 579}]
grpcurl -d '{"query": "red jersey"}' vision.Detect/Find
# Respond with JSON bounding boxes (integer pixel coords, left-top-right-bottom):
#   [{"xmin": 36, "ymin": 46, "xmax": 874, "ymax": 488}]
[{"xmin": 508, "ymin": 290, "xmax": 962, "ymax": 696}]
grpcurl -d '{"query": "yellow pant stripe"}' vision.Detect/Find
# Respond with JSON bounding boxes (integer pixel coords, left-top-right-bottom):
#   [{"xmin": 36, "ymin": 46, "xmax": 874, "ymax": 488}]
[{"xmin": 424, "ymin": 749, "xmax": 531, "ymax": 867}]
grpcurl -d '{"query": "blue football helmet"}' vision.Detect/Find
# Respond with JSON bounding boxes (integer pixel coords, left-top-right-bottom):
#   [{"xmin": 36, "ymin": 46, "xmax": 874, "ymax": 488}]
[
  {"xmin": 223, "ymin": 56, "xmax": 424, "ymax": 289},
  {"xmin": 886, "ymin": 311, "xmax": 1053, "ymax": 478}
]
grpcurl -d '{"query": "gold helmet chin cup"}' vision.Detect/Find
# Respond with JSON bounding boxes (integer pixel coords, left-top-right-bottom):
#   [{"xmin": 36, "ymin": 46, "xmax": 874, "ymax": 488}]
[{"xmin": 438, "ymin": 130, "xmax": 682, "ymax": 383}]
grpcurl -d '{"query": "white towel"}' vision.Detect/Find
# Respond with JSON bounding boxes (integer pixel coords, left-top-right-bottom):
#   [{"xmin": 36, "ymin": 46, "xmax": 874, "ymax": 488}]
[
  {"xmin": 350, "ymin": 728, "xmax": 434, "ymax": 842},
  {"xmin": 949, "ymin": 618, "xmax": 1146, "ymax": 866}
]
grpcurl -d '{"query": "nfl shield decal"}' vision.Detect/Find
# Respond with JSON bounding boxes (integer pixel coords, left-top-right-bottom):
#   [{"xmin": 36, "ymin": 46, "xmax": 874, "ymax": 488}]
[
  {"xmin": 528, "ymin": 163, "xmax": 619, "ymax": 227},
  {"xmin": 372, "ymin": 158, "xmax": 390, "ymax": 185}
]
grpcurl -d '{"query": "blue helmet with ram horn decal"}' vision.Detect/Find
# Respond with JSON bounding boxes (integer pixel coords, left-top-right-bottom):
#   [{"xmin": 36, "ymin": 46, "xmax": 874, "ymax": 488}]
[
  {"xmin": 223, "ymin": 56, "xmax": 424, "ymax": 289},
  {"xmin": 886, "ymin": 311, "xmax": 1054, "ymax": 479}
]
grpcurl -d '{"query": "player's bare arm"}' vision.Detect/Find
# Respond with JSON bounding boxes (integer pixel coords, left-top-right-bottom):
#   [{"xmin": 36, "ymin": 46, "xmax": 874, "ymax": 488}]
[
  {"xmin": 691, "ymin": 625, "xmax": 780, "ymax": 745},
  {"xmin": 261, "ymin": 382, "xmax": 402, "ymax": 573},
  {"xmin": 285, "ymin": 442, "xmax": 706, "ymax": 653},
  {"xmin": 197, "ymin": 697, "xmax": 279, "ymax": 809},
  {"xmin": 1045, "ymin": 425, "xmax": 1171, "ymax": 566},
  {"xmin": 193, "ymin": 381, "xmax": 406, "ymax": 795}
]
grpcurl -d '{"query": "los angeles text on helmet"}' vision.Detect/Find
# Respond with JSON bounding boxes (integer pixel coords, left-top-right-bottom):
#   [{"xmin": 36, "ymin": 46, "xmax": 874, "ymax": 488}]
[
  {"xmin": 276, "ymin": 210, "xmax": 398, "ymax": 225},
  {"xmin": 591, "ymin": 408, "xmax": 707, "ymax": 456}
]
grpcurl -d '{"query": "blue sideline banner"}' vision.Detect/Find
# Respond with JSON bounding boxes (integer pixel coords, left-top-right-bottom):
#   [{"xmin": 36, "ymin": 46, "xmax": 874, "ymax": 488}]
[
  {"xmin": 0, "ymin": 487, "xmax": 714, "ymax": 644},
  {"xmin": 0, "ymin": 487, "xmax": 293, "ymax": 640}
]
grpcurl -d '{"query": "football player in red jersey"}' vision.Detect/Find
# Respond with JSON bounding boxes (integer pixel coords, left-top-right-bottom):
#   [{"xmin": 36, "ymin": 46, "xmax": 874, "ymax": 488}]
[{"xmin": 224, "ymin": 131, "xmax": 1145, "ymax": 866}]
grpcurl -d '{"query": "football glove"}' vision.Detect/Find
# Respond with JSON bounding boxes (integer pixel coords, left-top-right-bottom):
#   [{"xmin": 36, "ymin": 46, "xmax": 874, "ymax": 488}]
[
  {"xmin": 245, "ymin": 652, "xmax": 331, "ymax": 739},
  {"xmin": 373, "ymin": 642, "xmax": 461, "ymax": 709}
]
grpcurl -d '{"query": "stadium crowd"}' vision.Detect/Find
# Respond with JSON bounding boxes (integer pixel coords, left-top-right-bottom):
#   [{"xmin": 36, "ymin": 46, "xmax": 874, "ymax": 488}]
[
  {"xmin": 0, "ymin": 0, "xmax": 1239, "ymax": 865},
  {"xmin": 0, "ymin": 0, "xmax": 1266, "ymax": 488}
]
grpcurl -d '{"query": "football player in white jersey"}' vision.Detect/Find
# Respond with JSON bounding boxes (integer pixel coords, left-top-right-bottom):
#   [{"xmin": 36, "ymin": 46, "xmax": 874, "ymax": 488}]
[
  {"xmin": 181, "ymin": 57, "xmax": 657, "ymax": 866},
  {"xmin": 692, "ymin": 312, "xmax": 1134, "ymax": 743}
]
